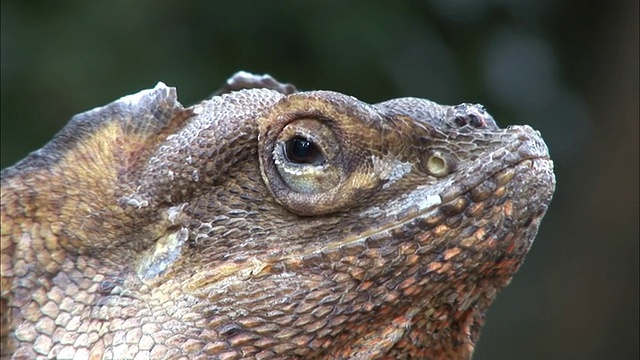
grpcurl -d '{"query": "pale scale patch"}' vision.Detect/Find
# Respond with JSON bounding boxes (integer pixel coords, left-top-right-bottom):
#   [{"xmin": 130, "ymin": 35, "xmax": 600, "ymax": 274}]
[
  {"xmin": 116, "ymin": 82, "xmax": 169, "ymax": 106},
  {"xmin": 371, "ymin": 155, "xmax": 413, "ymax": 189}
]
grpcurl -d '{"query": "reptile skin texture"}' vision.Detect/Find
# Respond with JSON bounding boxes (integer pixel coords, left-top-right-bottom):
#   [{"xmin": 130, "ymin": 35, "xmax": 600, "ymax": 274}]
[{"xmin": 0, "ymin": 72, "xmax": 556, "ymax": 359}]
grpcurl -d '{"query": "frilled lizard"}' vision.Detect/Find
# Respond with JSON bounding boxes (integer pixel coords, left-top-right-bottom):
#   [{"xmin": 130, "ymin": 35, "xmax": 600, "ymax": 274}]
[{"xmin": 0, "ymin": 72, "xmax": 555, "ymax": 359}]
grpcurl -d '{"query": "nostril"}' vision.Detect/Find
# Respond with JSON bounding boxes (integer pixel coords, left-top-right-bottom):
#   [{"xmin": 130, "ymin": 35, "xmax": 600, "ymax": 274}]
[
  {"xmin": 468, "ymin": 114, "xmax": 485, "ymax": 128},
  {"xmin": 446, "ymin": 103, "xmax": 499, "ymax": 130},
  {"xmin": 453, "ymin": 116, "xmax": 468, "ymax": 127}
]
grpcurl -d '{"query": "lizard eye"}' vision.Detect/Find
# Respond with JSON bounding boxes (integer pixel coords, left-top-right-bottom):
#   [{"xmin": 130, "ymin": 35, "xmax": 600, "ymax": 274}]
[
  {"xmin": 270, "ymin": 119, "xmax": 341, "ymax": 195},
  {"xmin": 257, "ymin": 92, "xmax": 383, "ymax": 216},
  {"xmin": 285, "ymin": 137, "xmax": 324, "ymax": 165}
]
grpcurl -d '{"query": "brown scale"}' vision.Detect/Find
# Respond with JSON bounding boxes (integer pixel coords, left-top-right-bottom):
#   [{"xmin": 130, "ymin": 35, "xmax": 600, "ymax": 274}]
[{"xmin": 1, "ymin": 71, "xmax": 555, "ymax": 359}]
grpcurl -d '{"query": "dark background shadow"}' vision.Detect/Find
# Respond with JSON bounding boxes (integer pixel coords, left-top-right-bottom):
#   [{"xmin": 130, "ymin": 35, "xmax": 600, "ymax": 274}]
[{"xmin": 1, "ymin": 1, "xmax": 638, "ymax": 359}]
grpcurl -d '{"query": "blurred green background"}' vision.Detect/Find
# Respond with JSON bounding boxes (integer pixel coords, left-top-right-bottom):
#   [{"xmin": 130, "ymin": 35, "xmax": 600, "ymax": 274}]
[{"xmin": 1, "ymin": 1, "xmax": 637, "ymax": 359}]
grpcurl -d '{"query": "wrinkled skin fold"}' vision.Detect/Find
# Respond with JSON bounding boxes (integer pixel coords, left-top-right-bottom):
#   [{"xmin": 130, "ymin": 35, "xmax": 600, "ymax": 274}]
[{"xmin": 1, "ymin": 72, "xmax": 555, "ymax": 359}]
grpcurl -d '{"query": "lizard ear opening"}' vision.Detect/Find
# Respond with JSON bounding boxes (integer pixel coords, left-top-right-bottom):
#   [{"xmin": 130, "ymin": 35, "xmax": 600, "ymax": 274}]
[{"xmin": 257, "ymin": 93, "xmax": 380, "ymax": 216}]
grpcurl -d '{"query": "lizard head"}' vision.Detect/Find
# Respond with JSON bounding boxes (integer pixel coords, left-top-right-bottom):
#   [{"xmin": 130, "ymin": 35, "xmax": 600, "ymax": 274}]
[{"xmin": 1, "ymin": 74, "xmax": 555, "ymax": 359}]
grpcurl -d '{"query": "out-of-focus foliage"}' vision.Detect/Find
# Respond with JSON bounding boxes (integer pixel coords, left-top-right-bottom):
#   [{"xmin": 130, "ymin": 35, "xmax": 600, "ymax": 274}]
[{"xmin": 1, "ymin": 1, "xmax": 637, "ymax": 359}]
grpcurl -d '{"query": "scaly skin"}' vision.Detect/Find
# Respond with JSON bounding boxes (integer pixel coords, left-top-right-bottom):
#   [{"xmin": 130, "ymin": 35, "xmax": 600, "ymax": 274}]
[{"xmin": 0, "ymin": 72, "xmax": 555, "ymax": 359}]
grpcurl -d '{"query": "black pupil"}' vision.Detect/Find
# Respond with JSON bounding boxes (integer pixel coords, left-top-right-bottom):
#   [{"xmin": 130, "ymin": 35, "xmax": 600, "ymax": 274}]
[{"xmin": 285, "ymin": 137, "xmax": 321, "ymax": 164}]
